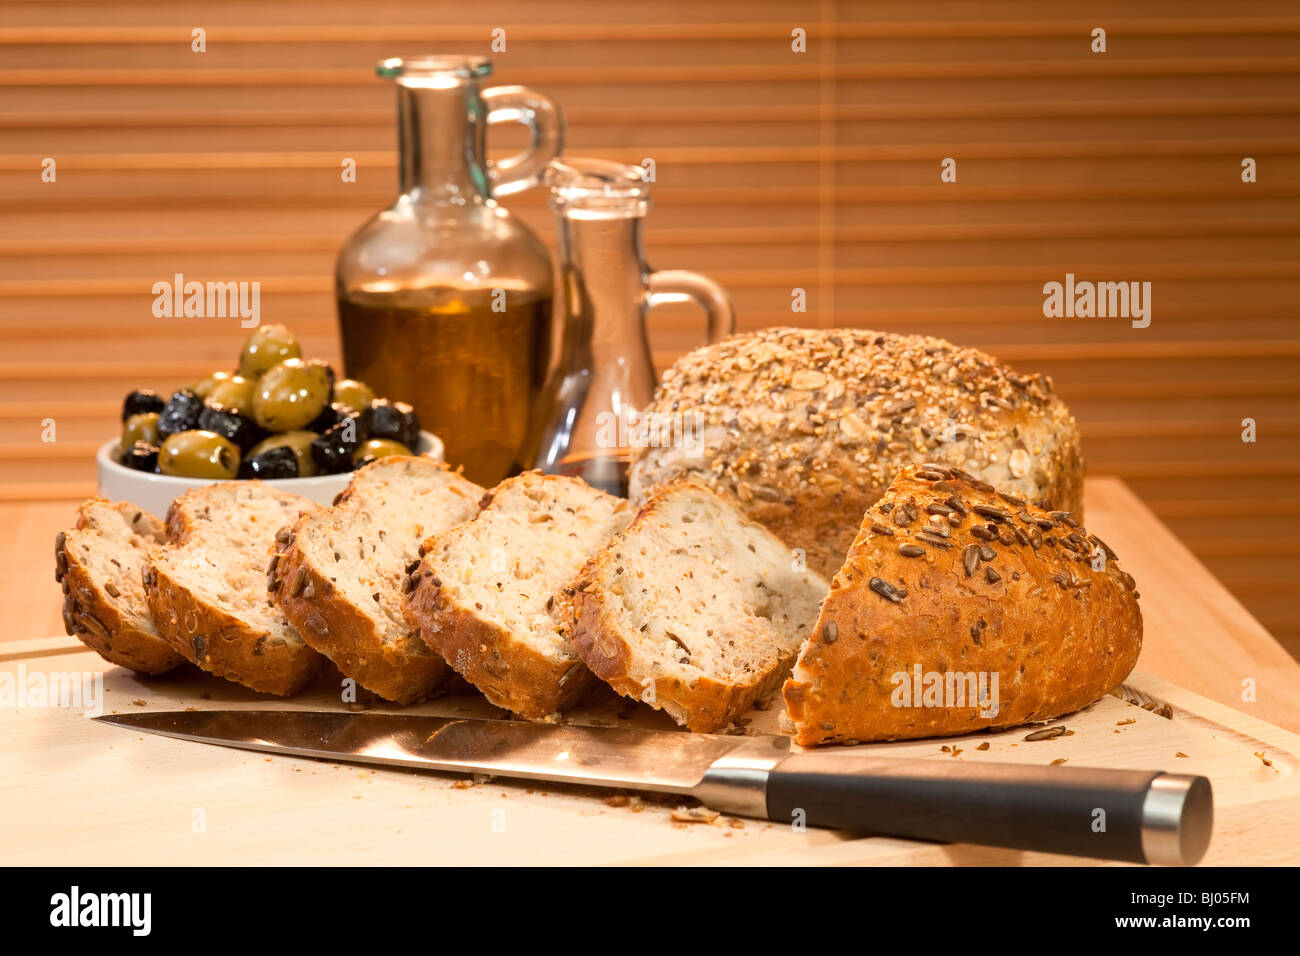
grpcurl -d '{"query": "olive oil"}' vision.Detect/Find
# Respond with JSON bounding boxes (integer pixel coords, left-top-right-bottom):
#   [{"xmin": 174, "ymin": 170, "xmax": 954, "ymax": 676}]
[{"xmin": 338, "ymin": 289, "xmax": 552, "ymax": 486}]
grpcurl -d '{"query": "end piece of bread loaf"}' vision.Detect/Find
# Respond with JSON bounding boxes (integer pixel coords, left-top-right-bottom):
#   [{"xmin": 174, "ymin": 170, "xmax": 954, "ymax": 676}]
[
  {"xmin": 270, "ymin": 457, "xmax": 484, "ymax": 704},
  {"xmin": 55, "ymin": 499, "xmax": 183, "ymax": 675},
  {"xmin": 564, "ymin": 481, "xmax": 829, "ymax": 733},
  {"xmin": 144, "ymin": 482, "xmax": 321, "ymax": 695},
  {"xmin": 783, "ymin": 463, "xmax": 1142, "ymax": 745},
  {"xmin": 629, "ymin": 326, "xmax": 1084, "ymax": 578},
  {"xmin": 402, "ymin": 471, "xmax": 633, "ymax": 719}
]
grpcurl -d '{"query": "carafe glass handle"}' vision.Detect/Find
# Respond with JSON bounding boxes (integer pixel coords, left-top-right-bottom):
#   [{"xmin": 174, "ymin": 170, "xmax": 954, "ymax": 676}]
[
  {"xmin": 646, "ymin": 270, "xmax": 736, "ymax": 344},
  {"xmin": 483, "ymin": 85, "xmax": 565, "ymax": 197}
]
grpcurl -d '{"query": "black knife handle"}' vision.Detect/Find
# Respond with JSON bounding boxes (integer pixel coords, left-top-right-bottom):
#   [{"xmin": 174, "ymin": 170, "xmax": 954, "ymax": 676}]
[{"xmin": 762, "ymin": 754, "xmax": 1213, "ymax": 865}]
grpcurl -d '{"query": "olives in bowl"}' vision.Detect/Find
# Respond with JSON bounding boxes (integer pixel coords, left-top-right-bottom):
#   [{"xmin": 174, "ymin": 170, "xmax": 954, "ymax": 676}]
[{"xmin": 103, "ymin": 324, "xmax": 442, "ymax": 512}]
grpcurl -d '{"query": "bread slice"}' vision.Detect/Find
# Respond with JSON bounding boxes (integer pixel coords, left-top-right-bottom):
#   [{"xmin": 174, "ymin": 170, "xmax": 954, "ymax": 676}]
[
  {"xmin": 144, "ymin": 482, "xmax": 321, "ymax": 695},
  {"xmin": 270, "ymin": 457, "xmax": 484, "ymax": 704},
  {"xmin": 783, "ymin": 463, "xmax": 1143, "ymax": 745},
  {"xmin": 402, "ymin": 472, "xmax": 633, "ymax": 719},
  {"xmin": 55, "ymin": 499, "xmax": 183, "ymax": 675},
  {"xmin": 564, "ymin": 481, "xmax": 829, "ymax": 733}
]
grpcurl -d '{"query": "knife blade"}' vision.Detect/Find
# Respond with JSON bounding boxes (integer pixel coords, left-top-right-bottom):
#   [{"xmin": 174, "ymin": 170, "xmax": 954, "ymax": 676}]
[{"xmin": 95, "ymin": 710, "xmax": 1213, "ymax": 865}]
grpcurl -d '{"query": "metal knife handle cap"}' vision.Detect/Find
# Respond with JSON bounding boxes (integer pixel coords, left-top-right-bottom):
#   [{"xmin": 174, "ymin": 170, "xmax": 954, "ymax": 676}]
[{"xmin": 1141, "ymin": 773, "xmax": 1213, "ymax": 866}]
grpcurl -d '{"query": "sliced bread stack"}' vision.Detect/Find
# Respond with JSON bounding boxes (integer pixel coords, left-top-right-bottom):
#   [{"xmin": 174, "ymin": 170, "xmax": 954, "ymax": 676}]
[
  {"xmin": 270, "ymin": 457, "xmax": 484, "ymax": 704},
  {"xmin": 402, "ymin": 471, "xmax": 633, "ymax": 719},
  {"xmin": 564, "ymin": 481, "xmax": 829, "ymax": 732},
  {"xmin": 55, "ymin": 499, "xmax": 183, "ymax": 675},
  {"xmin": 144, "ymin": 482, "xmax": 321, "ymax": 696}
]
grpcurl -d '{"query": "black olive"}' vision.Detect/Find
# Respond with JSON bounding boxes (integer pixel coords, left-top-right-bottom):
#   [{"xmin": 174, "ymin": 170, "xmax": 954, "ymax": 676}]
[
  {"xmin": 122, "ymin": 389, "xmax": 165, "ymax": 422},
  {"xmin": 157, "ymin": 389, "xmax": 203, "ymax": 439},
  {"xmin": 310, "ymin": 421, "xmax": 361, "ymax": 474},
  {"xmin": 363, "ymin": 399, "xmax": 420, "ymax": 448},
  {"xmin": 305, "ymin": 401, "xmax": 345, "ymax": 434},
  {"xmin": 239, "ymin": 444, "xmax": 299, "ymax": 480},
  {"xmin": 328, "ymin": 403, "xmax": 370, "ymax": 442},
  {"xmin": 122, "ymin": 441, "xmax": 160, "ymax": 473},
  {"xmin": 197, "ymin": 404, "xmax": 263, "ymax": 452}
]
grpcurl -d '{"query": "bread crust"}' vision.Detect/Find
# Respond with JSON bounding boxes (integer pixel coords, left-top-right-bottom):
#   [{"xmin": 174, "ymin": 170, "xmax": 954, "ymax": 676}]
[
  {"xmin": 400, "ymin": 472, "xmax": 626, "ymax": 719},
  {"xmin": 564, "ymin": 480, "xmax": 824, "ymax": 733},
  {"xmin": 268, "ymin": 540, "xmax": 440, "ymax": 703},
  {"xmin": 629, "ymin": 327, "xmax": 1085, "ymax": 578},
  {"xmin": 269, "ymin": 459, "xmax": 479, "ymax": 704},
  {"xmin": 144, "ymin": 482, "xmax": 321, "ymax": 696},
  {"xmin": 145, "ymin": 557, "xmax": 320, "ymax": 696},
  {"xmin": 566, "ymin": 582, "xmax": 790, "ymax": 734},
  {"xmin": 783, "ymin": 464, "xmax": 1141, "ymax": 744},
  {"xmin": 403, "ymin": 577, "xmax": 596, "ymax": 717},
  {"xmin": 55, "ymin": 500, "xmax": 182, "ymax": 676}
]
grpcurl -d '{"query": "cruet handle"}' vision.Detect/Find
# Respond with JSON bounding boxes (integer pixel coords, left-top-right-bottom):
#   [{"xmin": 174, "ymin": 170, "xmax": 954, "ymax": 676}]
[
  {"xmin": 646, "ymin": 270, "xmax": 737, "ymax": 345},
  {"xmin": 482, "ymin": 86, "xmax": 565, "ymax": 197}
]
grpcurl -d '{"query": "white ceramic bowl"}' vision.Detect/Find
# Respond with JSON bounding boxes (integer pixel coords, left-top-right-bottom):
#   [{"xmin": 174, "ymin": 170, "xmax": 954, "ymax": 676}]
[{"xmin": 98, "ymin": 430, "xmax": 444, "ymax": 517}]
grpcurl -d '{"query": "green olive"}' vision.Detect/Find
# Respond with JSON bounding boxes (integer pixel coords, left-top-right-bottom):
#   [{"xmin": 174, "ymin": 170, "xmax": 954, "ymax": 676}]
[
  {"xmin": 158, "ymin": 430, "xmax": 241, "ymax": 479},
  {"xmin": 351, "ymin": 438, "xmax": 413, "ymax": 464},
  {"xmin": 252, "ymin": 359, "xmax": 331, "ymax": 432},
  {"xmin": 122, "ymin": 412, "xmax": 161, "ymax": 448},
  {"xmin": 206, "ymin": 375, "xmax": 256, "ymax": 413},
  {"xmin": 247, "ymin": 430, "xmax": 318, "ymax": 478},
  {"xmin": 191, "ymin": 371, "xmax": 234, "ymax": 401},
  {"xmin": 332, "ymin": 379, "xmax": 376, "ymax": 411},
  {"xmin": 238, "ymin": 324, "xmax": 301, "ymax": 379}
]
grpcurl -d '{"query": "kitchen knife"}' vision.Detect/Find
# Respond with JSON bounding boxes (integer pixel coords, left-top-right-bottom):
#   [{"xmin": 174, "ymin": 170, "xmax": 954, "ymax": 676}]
[{"xmin": 95, "ymin": 710, "xmax": 1212, "ymax": 865}]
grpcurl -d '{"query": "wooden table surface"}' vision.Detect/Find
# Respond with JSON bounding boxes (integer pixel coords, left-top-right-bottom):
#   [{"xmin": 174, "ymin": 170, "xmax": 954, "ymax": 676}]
[{"xmin": 7, "ymin": 477, "xmax": 1300, "ymax": 733}]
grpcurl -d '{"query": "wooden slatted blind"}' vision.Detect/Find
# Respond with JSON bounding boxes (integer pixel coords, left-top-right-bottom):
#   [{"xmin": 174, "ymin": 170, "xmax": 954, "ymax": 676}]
[{"xmin": 1, "ymin": 0, "xmax": 1298, "ymax": 653}]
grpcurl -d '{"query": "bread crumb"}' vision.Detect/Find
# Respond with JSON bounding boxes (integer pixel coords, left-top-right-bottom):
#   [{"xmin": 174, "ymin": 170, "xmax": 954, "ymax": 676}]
[
  {"xmin": 1050, "ymin": 757, "xmax": 1068, "ymax": 766},
  {"xmin": 1175, "ymin": 752, "xmax": 1189, "ymax": 758},
  {"xmin": 671, "ymin": 805, "xmax": 720, "ymax": 824},
  {"xmin": 131, "ymin": 699, "xmax": 147, "ymax": 706},
  {"xmin": 1254, "ymin": 751, "xmax": 1274, "ymax": 768},
  {"xmin": 975, "ymin": 741, "xmax": 990, "ymax": 750}
]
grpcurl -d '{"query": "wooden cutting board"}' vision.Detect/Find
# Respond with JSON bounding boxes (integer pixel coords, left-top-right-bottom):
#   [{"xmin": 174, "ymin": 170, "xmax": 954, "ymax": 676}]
[{"xmin": 1, "ymin": 636, "xmax": 1296, "ymax": 866}]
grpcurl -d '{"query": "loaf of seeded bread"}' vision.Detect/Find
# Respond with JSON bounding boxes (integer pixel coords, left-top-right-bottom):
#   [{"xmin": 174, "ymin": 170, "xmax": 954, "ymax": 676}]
[
  {"xmin": 55, "ymin": 499, "xmax": 184, "ymax": 675},
  {"xmin": 270, "ymin": 457, "xmax": 484, "ymax": 704},
  {"xmin": 565, "ymin": 481, "xmax": 828, "ymax": 733},
  {"xmin": 144, "ymin": 482, "xmax": 322, "ymax": 696},
  {"xmin": 783, "ymin": 463, "xmax": 1141, "ymax": 745},
  {"xmin": 402, "ymin": 472, "xmax": 633, "ymax": 719},
  {"xmin": 628, "ymin": 327, "xmax": 1084, "ymax": 578}
]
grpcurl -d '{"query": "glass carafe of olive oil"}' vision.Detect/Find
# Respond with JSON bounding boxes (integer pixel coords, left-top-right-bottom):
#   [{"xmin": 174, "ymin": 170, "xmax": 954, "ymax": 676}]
[
  {"xmin": 335, "ymin": 56, "xmax": 562, "ymax": 486},
  {"xmin": 515, "ymin": 159, "xmax": 736, "ymax": 496}
]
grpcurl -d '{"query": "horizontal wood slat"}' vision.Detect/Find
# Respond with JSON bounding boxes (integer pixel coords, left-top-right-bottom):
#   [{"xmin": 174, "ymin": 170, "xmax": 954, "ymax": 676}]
[
  {"xmin": 8, "ymin": 140, "xmax": 1300, "ymax": 171},
  {"xmin": 5, "ymin": 262, "xmax": 1300, "ymax": 298},
  {"xmin": 5, "ymin": 219, "xmax": 1300, "ymax": 257},
  {"xmin": 6, "ymin": 98, "xmax": 1300, "ymax": 129},
  {"xmin": 4, "ymin": 57, "xmax": 1300, "ymax": 87},
  {"xmin": 4, "ymin": 18, "xmax": 1300, "ymax": 44}
]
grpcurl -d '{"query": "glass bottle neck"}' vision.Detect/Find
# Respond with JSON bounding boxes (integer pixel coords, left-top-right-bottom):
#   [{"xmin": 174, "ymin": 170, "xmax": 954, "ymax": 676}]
[
  {"xmin": 396, "ymin": 82, "xmax": 492, "ymax": 204},
  {"xmin": 554, "ymin": 211, "xmax": 651, "ymax": 355}
]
